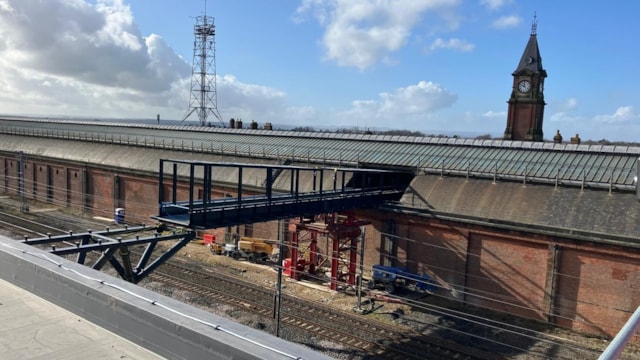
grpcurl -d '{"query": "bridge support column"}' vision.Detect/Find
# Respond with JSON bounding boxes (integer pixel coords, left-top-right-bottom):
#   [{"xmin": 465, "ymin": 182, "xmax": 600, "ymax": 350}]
[
  {"xmin": 330, "ymin": 235, "xmax": 339, "ymax": 291},
  {"xmin": 348, "ymin": 237, "xmax": 357, "ymax": 285},
  {"xmin": 309, "ymin": 232, "xmax": 317, "ymax": 275},
  {"xmin": 290, "ymin": 230, "xmax": 299, "ymax": 280},
  {"xmin": 119, "ymin": 245, "xmax": 133, "ymax": 282}
]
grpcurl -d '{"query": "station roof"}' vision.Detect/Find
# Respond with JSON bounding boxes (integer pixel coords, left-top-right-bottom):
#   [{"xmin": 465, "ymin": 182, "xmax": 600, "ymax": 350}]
[{"xmin": 0, "ymin": 117, "xmax": 637, "ymax": 192}]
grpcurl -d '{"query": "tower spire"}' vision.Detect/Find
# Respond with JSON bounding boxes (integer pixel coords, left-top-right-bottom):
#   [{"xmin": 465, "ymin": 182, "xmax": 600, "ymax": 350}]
[
  {"xmin": 182, "ymin": 0, "xmax": 224, "ymax": 127},
  {"xmin": 531, "ymin": 12, "xmax": 537, "ymax": 36}
]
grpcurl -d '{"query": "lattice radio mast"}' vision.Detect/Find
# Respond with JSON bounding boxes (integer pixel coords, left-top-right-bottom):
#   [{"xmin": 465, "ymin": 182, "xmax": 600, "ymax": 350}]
[{"xmin": 182, "ymin": 1, "xmax": 223, "ymax": 126}]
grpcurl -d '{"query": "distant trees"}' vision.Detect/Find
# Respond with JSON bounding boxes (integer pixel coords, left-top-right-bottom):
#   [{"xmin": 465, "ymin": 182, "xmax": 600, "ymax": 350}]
[
  {"xmin": 290, "ymin": 126, "xmax": 316, "ymax": 132},
  {"xmin": 582, "ymin": 138, "xmax": 640, "ymax": 146},
  {"xmin": 288, "ymin": 126, "xmax": 460, "ymax": 138},
  {"xmin": 284, "ymin": 128, "xmax": 640, "ymax": 146}
]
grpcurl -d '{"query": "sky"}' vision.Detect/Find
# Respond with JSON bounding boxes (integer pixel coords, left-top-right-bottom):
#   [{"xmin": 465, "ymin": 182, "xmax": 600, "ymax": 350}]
[{"xmin": 0, "ymin": 0, "xmax": 639, "ymax": 142}]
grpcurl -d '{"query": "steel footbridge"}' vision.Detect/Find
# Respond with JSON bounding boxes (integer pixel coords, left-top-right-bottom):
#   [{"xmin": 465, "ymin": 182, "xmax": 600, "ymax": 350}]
[{"xmin": 153, "ymin": 159, "xmax": 412, "ymax": 229}]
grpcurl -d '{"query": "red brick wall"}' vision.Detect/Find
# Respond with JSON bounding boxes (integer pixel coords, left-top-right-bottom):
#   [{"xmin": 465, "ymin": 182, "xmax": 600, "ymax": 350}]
[
  {"xmin": 1, "ymin": 152, "xmax": 639, "ymax": 342},
  {"xmin": 4, "ymin": 158, "xmax": 17, "ymax": 194},
  {"xmin": 23, "ymin": 161, "xmax": 34, "ymax": 199},
  {"xmin": 408, "ymin": 221, "xmax": 470, "ymax": 300},
  {"xmin": 49, "ymin": 165, "xmax": 67, "ymax": 204},
  {"xmin": 33, "ymin": 162, "xmax": 49, "ymax": 201},
  {"xmin": 357, "ymin": 209, "xmax": 640, "ymax": 341},
  {"xmin": 68, "ymin": 167, "xmax": 83, "ymax": 209},
  {"xmin": 511, "ymin": 103, "xmax": 536, "ymax": 141},
  {"xmin": 555, "ymin": 247, "xmax": 640, "ymax": 337},
  {"xmin": 465, "ymin": 232, "xmax": 548, "ymax": 320},
  {"xmin": 86, "ymin": 170, "xmax": 115, "ymax": 218},
  {"xmin": 119, "ymin": 175, "xmax": 157, "ymax": 224}
]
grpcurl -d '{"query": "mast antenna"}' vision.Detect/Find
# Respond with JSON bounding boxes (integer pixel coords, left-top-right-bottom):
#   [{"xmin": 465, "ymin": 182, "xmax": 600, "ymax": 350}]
[{"xmin": 182, "ymin": 0, "xmax": 224, "ymax": 126}]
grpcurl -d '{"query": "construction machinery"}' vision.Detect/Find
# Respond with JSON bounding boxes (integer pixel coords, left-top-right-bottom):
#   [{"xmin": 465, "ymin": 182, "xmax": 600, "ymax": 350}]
[
  {"xmin": 207, "ymin": 233, "xmax": 275, "ymax": 263},
  {"xmin": 367, "ymin": 265, "xmax": 437, "ymax": 294}
]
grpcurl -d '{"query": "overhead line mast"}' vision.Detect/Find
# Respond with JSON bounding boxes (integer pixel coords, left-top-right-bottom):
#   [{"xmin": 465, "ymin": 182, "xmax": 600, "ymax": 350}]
[{"xmin": 182, "ymin": 0, "xmax": 224, "ymax": 127}]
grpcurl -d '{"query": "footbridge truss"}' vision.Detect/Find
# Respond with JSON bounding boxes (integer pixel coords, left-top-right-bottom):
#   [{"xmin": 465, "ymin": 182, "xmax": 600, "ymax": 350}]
[
  {"xmin": 21, "ymin": 225, "xmax": 195, "ymax": 284},
  {"xmin": 152, "ymin": 159, "xmax": 413, "ymax": 229}
]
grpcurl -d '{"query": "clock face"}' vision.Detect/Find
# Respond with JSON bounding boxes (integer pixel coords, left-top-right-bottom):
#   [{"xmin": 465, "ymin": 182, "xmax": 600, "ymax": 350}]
[{"xmin": 518, "ymin": 80, "xmax": 531, "ymax": 93}]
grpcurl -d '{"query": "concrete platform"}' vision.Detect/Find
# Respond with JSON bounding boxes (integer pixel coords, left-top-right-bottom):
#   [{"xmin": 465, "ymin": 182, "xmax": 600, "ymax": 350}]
[
  {"xmin": 0, "ymin": 236, "xmax": 331, "ymax": 360},
  {"xmin": 0, "ymin": 278, "xmax": 164, "ymax": 360}
]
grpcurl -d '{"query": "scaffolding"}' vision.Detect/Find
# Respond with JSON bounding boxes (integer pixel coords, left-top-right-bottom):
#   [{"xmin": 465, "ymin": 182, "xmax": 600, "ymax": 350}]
[{"xmin": 288, "ymin": 214, "xmax": 369, "ymax": 291}]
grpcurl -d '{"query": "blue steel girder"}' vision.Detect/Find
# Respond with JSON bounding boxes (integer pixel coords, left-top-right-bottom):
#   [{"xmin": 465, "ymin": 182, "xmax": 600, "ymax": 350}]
[
  {"xmin": 154, "ymin": 159, "xmax": 412, "ymax": 229},
  {"xmin": 22, "ymin": 226, "xmax": 196, "ymax": 284}
]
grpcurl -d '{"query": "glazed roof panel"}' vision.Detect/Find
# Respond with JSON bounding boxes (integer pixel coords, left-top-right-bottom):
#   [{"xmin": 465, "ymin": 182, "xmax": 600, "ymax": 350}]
[{"xmin": 0, "ymin": 117, "xmax": 637, "ymax": 190}]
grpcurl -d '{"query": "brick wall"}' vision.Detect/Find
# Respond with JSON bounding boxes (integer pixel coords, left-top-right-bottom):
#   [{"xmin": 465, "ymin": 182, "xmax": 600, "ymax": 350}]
[{"xmin": 1, "ymin": 152, "xmax": 638, "ymax": 342}]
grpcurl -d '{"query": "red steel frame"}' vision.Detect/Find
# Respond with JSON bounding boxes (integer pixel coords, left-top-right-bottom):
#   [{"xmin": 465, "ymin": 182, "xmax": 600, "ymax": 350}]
[{"xmin": 289, "ymin": 214, "xmax": 369, "ymax": 290}]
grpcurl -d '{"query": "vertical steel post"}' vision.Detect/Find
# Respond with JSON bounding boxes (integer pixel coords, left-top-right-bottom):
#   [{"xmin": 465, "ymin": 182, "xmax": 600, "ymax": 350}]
[
  {"xmin": 356, "ymin": 227, "xmax": 366, "ymax": 310},
  {"xmin": 188, "ymin": 163, "xmax": 195, "ymax": 226},
  {"xmin": 157, "ymin": 159, "xmax": 164, "ymax": 216},
  {"xmin": 309, "ymin": 231, "xmax": 317, "ymax": 275},
  {"xmin": 289, "ymin": 167, "xmax": 294, "ymax": 195},
  {"xmin": 113, "ymin": 174, "xmax": 120, "ymax": 210},
  {"xmin": 172, "ymin": 162, "xmax": 178, "ymax": 204},
  {"xmin": 290, "ymin": 230, "xmax": 298, "ymax": 280},
  {"xmin": 273, "ymin": 231, "xmax": 285, "ymax": 337},
  {"xmin": 82, "ymin": 166, "xmax": 88, "ymax": 214},
  {"xmin": 266, "ymin": 167, "xmax": 273, "ymax": 203},
  {"xmin": 17, "ymin": 151, "xmax": 28, "ymax": 212},
  {"xmin": 633, "ymin": 157, "xmax": 640, "ymax": 201},
  {"xmin": 237, "ymin": 166, "xmax": 243, "ymax": 216},
  {"xmin": 348, "ymin": 235, "xmax": 358, "ymax": 285},
  {"xmin": 331, "ymin": 226, "xmax": 339, "ymax": 291}
]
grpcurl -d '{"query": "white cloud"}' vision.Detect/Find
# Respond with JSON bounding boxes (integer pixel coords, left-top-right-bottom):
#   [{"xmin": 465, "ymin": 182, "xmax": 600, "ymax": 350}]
[
  {"xmin": 0, "ymin": 0, "xmax": 192, "ymax": 119},
  {"xmin": 480, "ymin": 0, "xmax": 513, "ymax": 10},
  {"xmin": 295, "ymin": 0, "xmax": 460, "ymax": 70},
  {"xmin": 491, "ymin": 15, "xmax": 521, "ymax": 29},
  {"xmin": 0, "ymin": 0, "xmax": 331, "ymax": 126},
  {"xmin": 558, "ymin": 97, "xmax": 579, "ymax": 112},
  {"xmin": 95, "ymin": 0, "xmax": 142, "ymax": 51},
  {"xmin": 595, "ymin": 106, "xmax": 638, "ymax": 124},
  {"xmin": 482, "ymin": 110, "xmax": 506, "ymax": 118},
  {"xmin": 339, "ymin": 81, "xmax": 457, "ymax": 128},
  {"xmin": 549, "ymin": 111, "xmax": 582, "ymax": 123},
  {"xmin": 215, "ymin": 75, "xmax": 287, "ymax": 122},
  {"xmin": 428, "ymin": 37, "xmax": 475, "ymax": 52}
]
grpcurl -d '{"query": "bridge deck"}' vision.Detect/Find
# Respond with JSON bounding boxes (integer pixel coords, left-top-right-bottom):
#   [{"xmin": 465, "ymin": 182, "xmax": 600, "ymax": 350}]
[{"xmin": 155, "ymin": 160, "xmax": 411, "ymax": 229}]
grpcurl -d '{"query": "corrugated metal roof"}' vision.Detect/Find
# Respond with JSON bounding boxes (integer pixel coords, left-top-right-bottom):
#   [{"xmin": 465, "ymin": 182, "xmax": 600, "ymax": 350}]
[{"xmin": 0, "ymin": 117, "xmax": 638, "ymax": 190}]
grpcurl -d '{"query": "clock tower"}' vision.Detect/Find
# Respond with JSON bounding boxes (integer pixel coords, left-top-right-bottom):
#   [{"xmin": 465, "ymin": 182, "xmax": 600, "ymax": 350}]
[{"xmin": 504, "ymin": 16, "xmax": 547, "ymax": 141}]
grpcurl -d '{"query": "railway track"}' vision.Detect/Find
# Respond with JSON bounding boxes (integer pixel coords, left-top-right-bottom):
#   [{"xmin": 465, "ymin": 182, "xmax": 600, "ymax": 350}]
[
  {"xmin": 3, "ymin": 210, "xmax": 493, "ymax": 360},
  {"xmin": 0, "ymin": 201, "xmax": 607, "ymax": 359},
  {"xmin": 0, "ymin": 210, "xmax": 68, "ymax": 238},
  {"xmin": 153, "ymin": 261, "xmax": 498, "ymax": 360}
]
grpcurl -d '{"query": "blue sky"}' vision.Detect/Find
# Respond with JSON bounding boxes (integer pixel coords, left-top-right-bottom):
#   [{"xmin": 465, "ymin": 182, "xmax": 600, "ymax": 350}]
[{"xmin": 0, "ymin": 1, "xmax": 638, "ymax": 142}]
